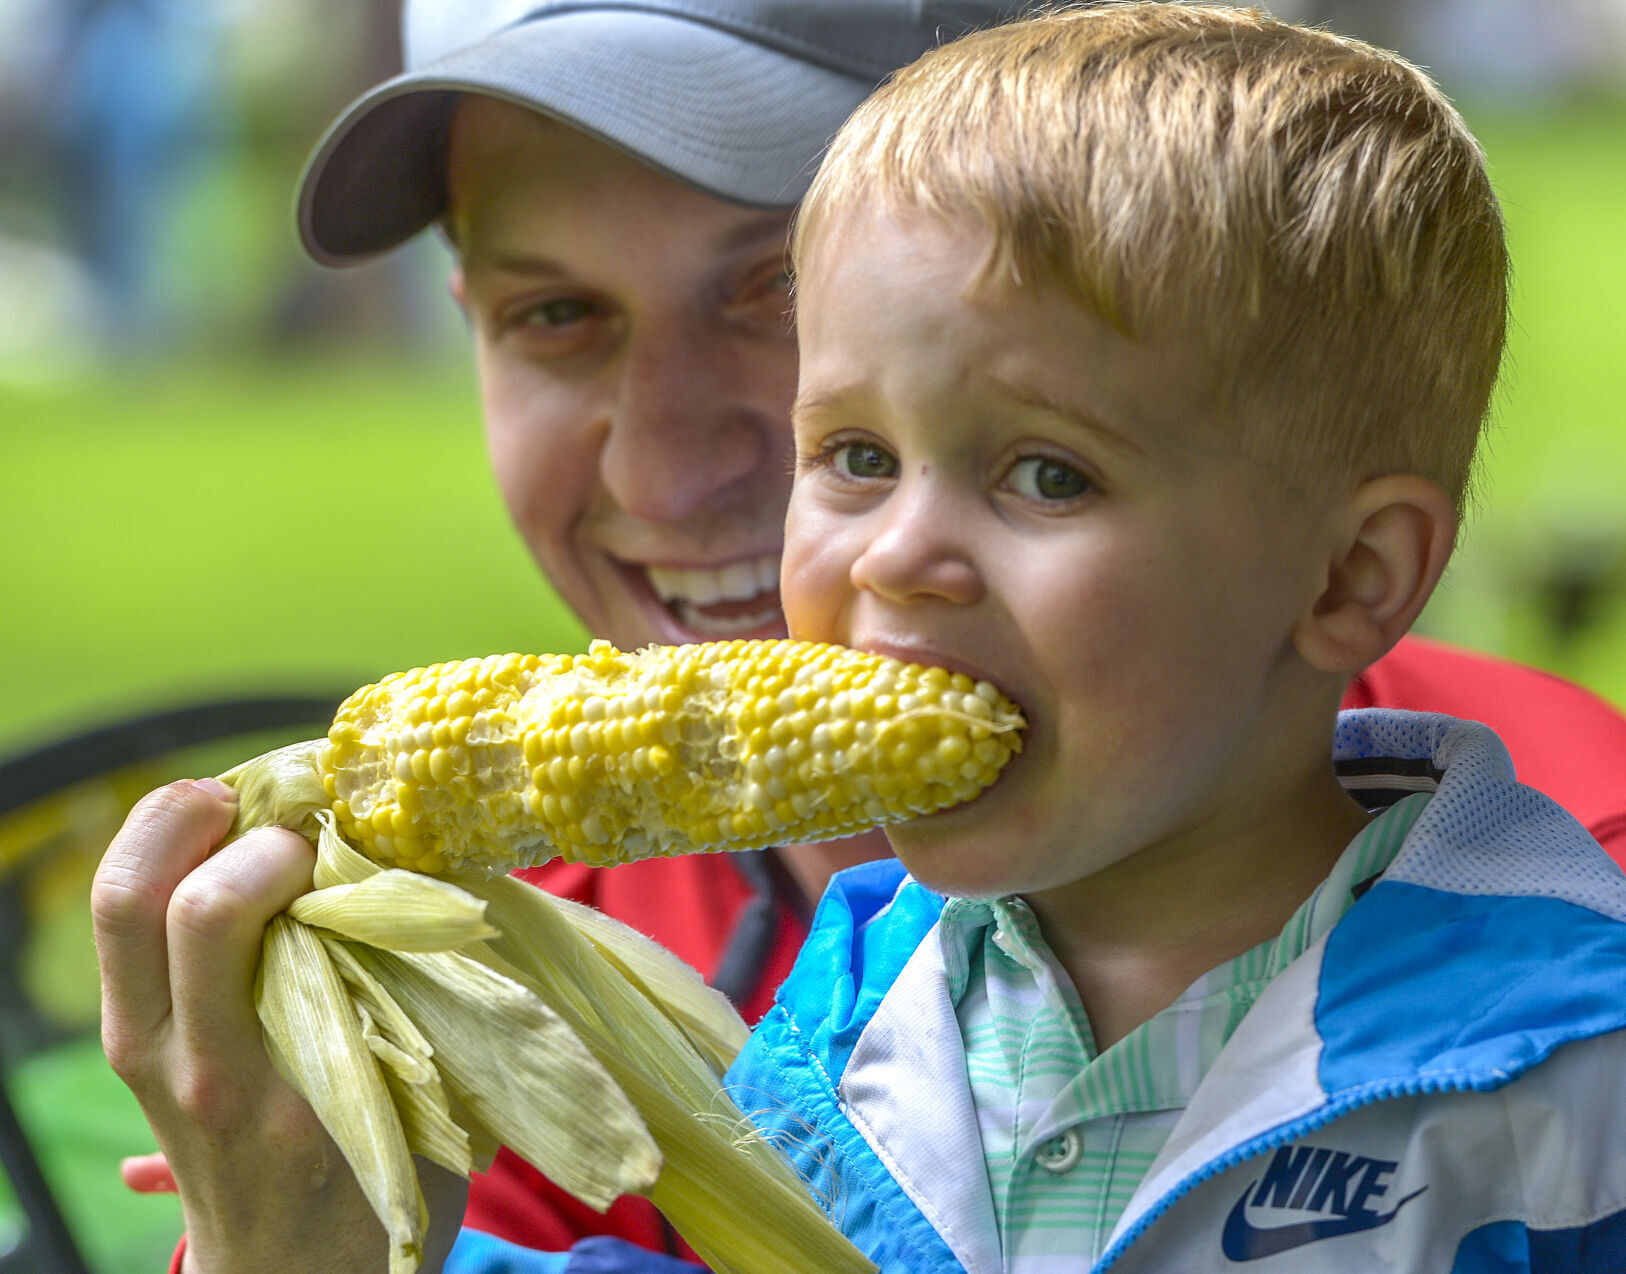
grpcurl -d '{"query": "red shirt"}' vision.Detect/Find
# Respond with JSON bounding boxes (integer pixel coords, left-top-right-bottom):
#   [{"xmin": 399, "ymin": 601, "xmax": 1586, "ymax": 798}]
[{"xmin": 1345, "ymin": 636, "xmax": 1626, "ymax": 856}]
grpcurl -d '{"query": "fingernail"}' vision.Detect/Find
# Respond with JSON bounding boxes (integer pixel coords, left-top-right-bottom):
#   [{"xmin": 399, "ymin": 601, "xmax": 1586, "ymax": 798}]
[{"xmin": 191, "ymin": 777, "xmax": 237, "ymax": 801}]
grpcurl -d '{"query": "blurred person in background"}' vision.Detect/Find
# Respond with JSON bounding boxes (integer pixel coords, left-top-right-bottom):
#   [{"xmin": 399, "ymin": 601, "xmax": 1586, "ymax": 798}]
[
  {"xmin": 92, "ymin": 2, "xmax": 1626, "ymax": 1272},
  {"xmin": 46, "ymin": 0, "xmax": 237, "ymax": 355},
  {"xmin": 1283, "ymin": 0, "xmax": 1621, "ymax": 95}
]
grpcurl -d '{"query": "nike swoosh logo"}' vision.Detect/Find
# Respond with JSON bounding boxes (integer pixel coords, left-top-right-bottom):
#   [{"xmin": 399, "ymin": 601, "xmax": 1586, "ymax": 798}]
[{"xmin": 1221, "ymin": 1185, "xmax": 1427, "ymax": 1261}]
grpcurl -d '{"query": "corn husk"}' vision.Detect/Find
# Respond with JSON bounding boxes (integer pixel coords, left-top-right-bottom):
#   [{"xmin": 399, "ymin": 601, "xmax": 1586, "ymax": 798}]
[
  {"xmin": 289, "ymin": 871, "xmax": 499, "ymax": 951},
  {"xmin": 257, "ymin": 913, "xmax": 425, "ymax": 1274},
  {"xmin": 546, "ymin": 892, "xmax": 748, "ymax": 1076},
  {"xmin": 222, "ymin": 738, "xmax": 327, "ymax": 842},
  {"xmin": 344, "ymin": 941, "xmax": 659, "ymax": 1210},
  {"xmin": 233, "ymin": 769, "xmax": 876, "ymax": 1274},
  {"xmin": 446, "ymin": 870, "xmax": 874, "ymax": 1274},
  {"xmin": 323, "ymin": 937, "xmax": 475, "ymax": 1176},
  {"xmin": 311, "ymin": 811, "xmax": 385, "ymax": 888}
]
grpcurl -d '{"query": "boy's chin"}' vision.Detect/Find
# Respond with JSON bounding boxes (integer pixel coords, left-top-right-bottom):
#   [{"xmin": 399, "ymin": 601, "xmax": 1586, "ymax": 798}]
[{"xmin": 886, "ymin": 817, "xmax": 1014, "ymax": 901}]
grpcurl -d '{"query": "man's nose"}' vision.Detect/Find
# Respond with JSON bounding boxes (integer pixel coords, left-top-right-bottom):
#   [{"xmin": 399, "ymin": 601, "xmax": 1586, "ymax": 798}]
[
  {"xmin": 850, "ymin": 481, "xmax": 985, "ymax": 607},
  {"xmin": 596, "ymin": 321, "xmax": 778, "ymax": 523}
]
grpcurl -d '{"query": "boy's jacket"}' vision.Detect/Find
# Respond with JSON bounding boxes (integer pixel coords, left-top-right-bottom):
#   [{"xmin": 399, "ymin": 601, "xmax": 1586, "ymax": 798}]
[{"xmin": 727, "ymin": 709, "xmax": 1626, "ymax": 1272}]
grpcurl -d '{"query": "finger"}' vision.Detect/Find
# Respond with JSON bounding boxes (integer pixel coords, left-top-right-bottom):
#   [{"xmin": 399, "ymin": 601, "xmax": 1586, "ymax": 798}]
[
  {"xmin": 94, "ymin": 780, "xmax": 239, "ymax": 1056},
  {"xmin": 120, "ymin": 1152, "xmax": 178, "ymax": 1194},
  {"xmin": 165, "ymin": 824, "xmax": 316, "ymax": 1068}
]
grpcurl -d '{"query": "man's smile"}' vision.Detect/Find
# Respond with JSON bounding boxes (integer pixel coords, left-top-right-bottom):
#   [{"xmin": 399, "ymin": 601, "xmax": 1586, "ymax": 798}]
[{"xmin": 645, "ymin": 553, "xmax": 783, "ymax": 637}]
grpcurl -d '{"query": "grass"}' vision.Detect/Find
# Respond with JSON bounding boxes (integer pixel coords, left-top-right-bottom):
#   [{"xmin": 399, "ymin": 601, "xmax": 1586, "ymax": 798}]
[
  {"xmin": 0, "ymin": 96, "xmax": 1621, "ymax": 1274},
  {"xmin": 1, "ymin": 355, "xmax": 589, "ymax": 758},
  {"xmin": 1, "ymin": 1039, "xmax": 186, "ymax": 1274},
  {"xmin": 1419, "ymin": 98, "xmax": 1626, "ymax": 705}
]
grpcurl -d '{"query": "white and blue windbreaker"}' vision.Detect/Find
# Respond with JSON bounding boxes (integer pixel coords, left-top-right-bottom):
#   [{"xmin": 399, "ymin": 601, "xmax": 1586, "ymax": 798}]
[{"xmin": 725, "ymin": 709, "xmax": 1626, "ymax": 1272}]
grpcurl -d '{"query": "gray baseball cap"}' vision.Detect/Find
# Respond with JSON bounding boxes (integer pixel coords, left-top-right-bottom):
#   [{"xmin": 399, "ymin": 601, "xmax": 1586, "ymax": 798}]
[{"xmin": 297, "ymin": 0, "xmax": 1027, "ymax": 265}]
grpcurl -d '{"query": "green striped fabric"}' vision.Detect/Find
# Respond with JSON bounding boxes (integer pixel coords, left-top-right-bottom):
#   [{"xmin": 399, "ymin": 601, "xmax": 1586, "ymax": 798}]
[{"xmin": 939, "ymin": 792, "xmax": 1430, "ymax": 1268}]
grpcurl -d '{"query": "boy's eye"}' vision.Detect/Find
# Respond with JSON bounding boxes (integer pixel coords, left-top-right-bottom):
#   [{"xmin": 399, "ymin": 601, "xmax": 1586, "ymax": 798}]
[
  {"xmin": 1009, "ymin": 456, "xmax": 1090, "ymax": 501},
  {"xmin": 834, "ymin": 441, "xmax": 898, "ymax": 479}
]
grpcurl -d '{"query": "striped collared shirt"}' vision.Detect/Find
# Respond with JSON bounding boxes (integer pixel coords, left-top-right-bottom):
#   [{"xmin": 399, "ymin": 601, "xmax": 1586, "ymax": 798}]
[{"xmin": 940, "ymin": 792, "xmax": 1430, "ymax": 1268}]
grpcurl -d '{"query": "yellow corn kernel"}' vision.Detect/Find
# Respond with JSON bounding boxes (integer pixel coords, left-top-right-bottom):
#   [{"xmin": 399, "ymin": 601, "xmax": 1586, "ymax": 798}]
[{"xmin": 322, "ymin": 640, "xmax": 1023, "ymax": 874}]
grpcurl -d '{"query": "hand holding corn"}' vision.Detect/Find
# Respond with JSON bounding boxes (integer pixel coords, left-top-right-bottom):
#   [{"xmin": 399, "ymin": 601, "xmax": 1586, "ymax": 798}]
[{"xmin": 216, "ymin": 639, "xmax": 1023, "ymax": 1274}]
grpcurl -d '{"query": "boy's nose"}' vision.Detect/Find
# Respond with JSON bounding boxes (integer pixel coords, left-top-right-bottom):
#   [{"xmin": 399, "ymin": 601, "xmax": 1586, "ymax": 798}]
[
  {"xmin": 598, "ymin": 326, "xmax": 781, "ymax": 523},
  {"xmin": 850, "ymin": 485, "xmax": 984, "ymax": 607}
]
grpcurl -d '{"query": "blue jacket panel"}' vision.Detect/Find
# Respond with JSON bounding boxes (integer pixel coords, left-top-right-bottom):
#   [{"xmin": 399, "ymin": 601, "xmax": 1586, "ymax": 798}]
[{"xmin": 446, "ymin": 1232, "xmax": 705, "ymax": 1274}]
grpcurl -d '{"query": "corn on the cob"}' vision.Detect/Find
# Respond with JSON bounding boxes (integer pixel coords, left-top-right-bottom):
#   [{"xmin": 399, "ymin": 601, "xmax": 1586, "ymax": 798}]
[
  {"xmin": 317, "ymin": 638, "xmax": 1023, "ymax": 875},
  {"xmin": 216, "ymin": 638, "xmax": 1024, "ymax": 1274}
]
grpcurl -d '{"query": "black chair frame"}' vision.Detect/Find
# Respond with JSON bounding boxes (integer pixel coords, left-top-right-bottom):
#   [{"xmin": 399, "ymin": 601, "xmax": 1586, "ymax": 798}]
[{"xmin": 0, "ymin": 695, "xmax": 343, "ymax": 1274}]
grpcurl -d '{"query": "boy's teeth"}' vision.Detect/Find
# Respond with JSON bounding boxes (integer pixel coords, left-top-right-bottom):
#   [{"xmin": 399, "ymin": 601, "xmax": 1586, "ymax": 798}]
[{"xmin": 647, "ymin": 556, "xmax": 780, "ymax": 607}]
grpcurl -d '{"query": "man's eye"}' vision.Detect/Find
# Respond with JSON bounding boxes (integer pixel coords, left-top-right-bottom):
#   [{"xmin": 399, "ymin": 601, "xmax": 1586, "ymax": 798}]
[
  {"xmin": 1009, "ymin": 456, "xmax": 1090, "ymax": 501},
  {"xmin": 728, "ymin": 263, "xmax": 795, "ymax": 328},
  {"xmin": 521, "ymin": 297, "xmax": 598, "ymax": 327},
  {"xmin": 758, "ymin": 267, "xmax": 791, "ymax": 295},
  {"xmin": 834, "ymin": 441, "xmax": 898, "ymax": 479}
]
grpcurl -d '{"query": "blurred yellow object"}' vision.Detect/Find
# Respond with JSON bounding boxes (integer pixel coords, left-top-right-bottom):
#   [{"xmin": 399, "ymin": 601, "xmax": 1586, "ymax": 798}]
[{"xmin": 0, "ymin": 772, "xmax": 152, "ymax": 1034}]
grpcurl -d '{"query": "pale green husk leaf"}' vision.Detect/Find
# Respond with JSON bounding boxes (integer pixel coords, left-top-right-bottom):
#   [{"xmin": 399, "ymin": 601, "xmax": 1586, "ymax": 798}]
[
  {"xmin": 451, "ymin": 871, "xmax": 875, "ymax": 1274},
  {"xmin": 221, "ymin": 738, "xmax": 328, "ymax": 845},
  {"xmin": 342, "ymin": 941, "xmax": 661, "ymax": 1211},
  {"xmin": 313, "ymin": 808, "xmax": 385, "ymax": 888},
  {"xmin": 290, "ymin": 872, "xmax": 499, "ymax": 951},
  {"xmin": 257, "ymin": 914, "xmax": 425, "ymax": 1274},
  {"xmin": 323, "ymin": 936, "xmax": 473, "ymax": 1177},
  {"xmin": 547, "ymin": 891, "xmax": 748, "ymax": 1075}
]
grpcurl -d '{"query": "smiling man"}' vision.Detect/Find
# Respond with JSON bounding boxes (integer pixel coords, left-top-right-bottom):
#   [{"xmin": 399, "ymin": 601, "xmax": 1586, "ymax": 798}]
[
  {"xmin": 92, "ymin": 2, "xmax": 1626, "ymax": 1273},
  {"xmin": 442, "ymin": 96, "xmax": 799, "ymax": 650}
]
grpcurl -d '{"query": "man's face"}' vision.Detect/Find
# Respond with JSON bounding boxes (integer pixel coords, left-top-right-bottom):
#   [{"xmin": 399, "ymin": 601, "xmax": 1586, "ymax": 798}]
[{"xmin": 446, "ymin": 97, "xmax": 797, "ymax": 648}]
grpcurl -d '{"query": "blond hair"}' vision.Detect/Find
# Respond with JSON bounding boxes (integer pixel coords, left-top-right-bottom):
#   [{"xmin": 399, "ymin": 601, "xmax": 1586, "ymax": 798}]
[{"xmin": 794, "ymin": 3, "xmax": 1509, "ymax": 508}]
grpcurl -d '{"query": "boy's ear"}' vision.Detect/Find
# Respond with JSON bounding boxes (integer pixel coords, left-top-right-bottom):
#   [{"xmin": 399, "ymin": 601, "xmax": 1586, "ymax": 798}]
[
  {"xmin": 1294, "ymin": 474, "xmax": 1458, "ymax": 675},
  {"xmin": 448, "ymin": 266, "xmax": 468, "ymax": 314}
]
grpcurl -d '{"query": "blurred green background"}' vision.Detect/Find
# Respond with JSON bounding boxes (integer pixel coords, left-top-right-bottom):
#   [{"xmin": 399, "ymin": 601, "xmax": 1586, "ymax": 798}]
[{"xmin": 0, "ymin": 1, "xmax": 1622, "ymax": 1271}]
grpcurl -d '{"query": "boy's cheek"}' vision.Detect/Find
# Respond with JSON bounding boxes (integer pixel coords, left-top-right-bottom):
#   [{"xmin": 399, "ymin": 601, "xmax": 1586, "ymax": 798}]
[
  {"xmin": 778, "ymin": 505, "xmax": 853, "ymax": 643},
  {"xmin": 777, "ymin": 549, "xmax": 830, "ymax": 642}
]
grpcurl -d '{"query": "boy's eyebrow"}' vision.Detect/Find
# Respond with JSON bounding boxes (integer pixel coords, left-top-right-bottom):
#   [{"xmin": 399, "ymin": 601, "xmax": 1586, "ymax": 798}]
[
  {"xmin": 790, "ymin": 385, "xmax": 858, "ymax": 423},
  {"xmin": 792, "ymin": 381, "xmax": 1151, "ymax": 458},
  {"xmin": 990, "ymin": 376, "xmax": 1147, "ymax": 456}
]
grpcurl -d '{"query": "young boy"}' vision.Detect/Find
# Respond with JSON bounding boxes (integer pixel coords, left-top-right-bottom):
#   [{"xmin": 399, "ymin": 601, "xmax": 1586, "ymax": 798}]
[{"xmin": 725, "ymin": 6, "xmax": 1626, "ymax": 1271}]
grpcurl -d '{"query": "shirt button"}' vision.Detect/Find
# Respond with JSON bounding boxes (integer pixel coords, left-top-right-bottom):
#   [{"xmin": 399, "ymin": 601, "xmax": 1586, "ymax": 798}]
[{"xmin": 1035, "ymin": 1128, "xmax": 1082, "ymax": 1174}]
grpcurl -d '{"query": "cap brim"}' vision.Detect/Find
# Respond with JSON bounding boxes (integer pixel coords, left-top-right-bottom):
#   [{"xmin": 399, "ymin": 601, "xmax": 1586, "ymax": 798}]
[{"xmin": 298, "ymin": 9, "xmax": 881, "ymax": 265}]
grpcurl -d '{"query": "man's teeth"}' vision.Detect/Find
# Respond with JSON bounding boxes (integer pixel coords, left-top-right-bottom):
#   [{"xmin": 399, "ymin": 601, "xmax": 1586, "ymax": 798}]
[
  {"xmin": 646, "ymin": 556, "xmax": 782, "ymax": 636},
  {"xmin": 647, "ymin": 557, "xmax": 779, "ymax": 606}
]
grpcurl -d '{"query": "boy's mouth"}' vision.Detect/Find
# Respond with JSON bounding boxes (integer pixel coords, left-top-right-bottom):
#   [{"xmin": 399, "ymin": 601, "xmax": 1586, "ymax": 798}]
[
  {"xmin": 852, "ymin": 638, "xmax": 1007, "ymax": 697},
  {"xmin": 645, "ymin": 555, "xmax": 783, "ymax": 638}
]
